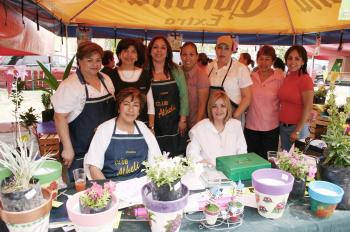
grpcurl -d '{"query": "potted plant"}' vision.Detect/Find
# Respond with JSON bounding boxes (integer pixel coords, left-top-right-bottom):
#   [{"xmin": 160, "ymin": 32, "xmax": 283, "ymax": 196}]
[
  {"xmin": 66, "ymin": 180, "xmax": 119, "ymax": 232},
  {"xmin": 320, "ymin": 83, "xmax": 350, "ymax": 209},
  {"xmin": 314, "ymin": 85, "xmax": 327, "ymax": 104},
  {"xmin": 203, "ymin": 202, "xmax": 220, "ymax": 225},
  {"xmin": 276, "ymin": 149, "xmax": 317, "ymax": 200},
  {"xmin": 41, "ymin": 93, "xmax": 54, "ymax": 122},
  {"xmin": 19, "ymin": 107, "xmax": 39, "ymax": 134},
  {"xmin": 37, "ymin": 56, "xmax": 75, "ymax": 122},
  {"xmin": 79, "ymin": 181, "xmax": 116, "ymax": 214},
  {"xmin": 141, "ymin": 153, "xmax": 193, "ymax": 232},
  {"xmin": 0, "ymin": 138, "xmax": 53, "ymax": 232},
  {"xmin": 143, "ymin": 154, "xmax": 193, "ymax": 201}
]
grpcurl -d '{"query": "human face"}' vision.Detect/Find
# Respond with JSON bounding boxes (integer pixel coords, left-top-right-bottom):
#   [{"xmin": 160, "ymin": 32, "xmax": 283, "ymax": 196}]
[
  {"xmin": 118, "ymin": 96, "xmax": 140, "ymax": 124},
  {"xmin": 257, "ymin": 55, "xmax": 274, "ymax": 72},
  {"xmin": 151, "ymin": 39, "xmax": 167, "ymax": 63},
  {"xmin": 286, "ymin": 49, "xmax": 304, "ymax": 72},
  {"xmin": 180, "ymin": 45, "xmax": 198, "ymax": 72},
  {"xmin": 119, "ymin": 46, "xmax": 138, "ymax": 67},
  {"xmin": 78, "ymin": 52, "xmax": 102, "ymax": 76},
  {"xmin": 211, "ymin": 98, "xmax": 227, "ymax": 122},
  {"xmin": 215, "ymin": 43, "xmax": 232, "ymax": 66}
]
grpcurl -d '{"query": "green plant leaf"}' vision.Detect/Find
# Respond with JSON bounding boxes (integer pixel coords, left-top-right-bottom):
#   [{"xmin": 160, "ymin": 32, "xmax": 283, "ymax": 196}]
[
  {"xmin": 63, "ymin": 56, "xmax": 75, "ymax": 80},
  {"xmin": 37, "ymin": 61, "xmax": 59, "ymax": 90}
]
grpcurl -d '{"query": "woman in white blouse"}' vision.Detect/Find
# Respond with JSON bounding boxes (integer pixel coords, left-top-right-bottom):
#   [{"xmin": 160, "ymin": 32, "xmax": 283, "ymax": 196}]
[{"xmin": 186, "ymin": 91, "xmax": 247, "ymax": 166}]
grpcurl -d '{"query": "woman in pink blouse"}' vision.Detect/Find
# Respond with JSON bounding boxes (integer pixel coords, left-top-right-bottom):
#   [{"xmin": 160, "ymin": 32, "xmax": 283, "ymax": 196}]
[{"xmin": 244, "ymin": 46, "xmax": 284, "ymax": 159}]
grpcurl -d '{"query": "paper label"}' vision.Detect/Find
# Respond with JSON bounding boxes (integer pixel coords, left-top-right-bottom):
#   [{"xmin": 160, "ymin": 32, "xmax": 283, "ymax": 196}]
[
  {"xmin": 174, "ymin": 182, "xmax": 181, "ymax": 191},
  {"xmin": 25, "ymin": 188, "xmax": 36, "ymax": 200},
  {"xmin": 52, "ymin": 200, "xmax": 64, "ymax": 208},
  {"xmin": 281, "ymin": 174, "xmax": 289, "ymax": 181}
]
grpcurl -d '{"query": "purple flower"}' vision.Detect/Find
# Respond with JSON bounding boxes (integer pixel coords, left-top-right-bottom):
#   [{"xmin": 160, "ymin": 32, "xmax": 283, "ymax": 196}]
[{"xmin": 308, "ymin": 166, "xmax": 317, "ymax": 179}]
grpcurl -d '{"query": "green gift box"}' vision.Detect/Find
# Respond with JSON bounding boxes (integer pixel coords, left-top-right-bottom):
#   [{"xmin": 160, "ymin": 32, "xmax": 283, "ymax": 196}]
[{"xmin": 216, "ymin": 153, "xmax": 271, "ymax": 181}]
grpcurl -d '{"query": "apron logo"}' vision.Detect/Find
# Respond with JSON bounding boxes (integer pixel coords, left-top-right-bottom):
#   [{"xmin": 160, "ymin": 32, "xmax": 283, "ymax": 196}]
[
  {"xmin": 125, "ymin": 150, "xmax": 137, "ymax": 154},
  {"xmin": 158, "ymin": 105, "xmax": 176, "ymax": 117},
  {"xmin": 117, "ymin": 162, "xmax": 140, "ymax": 176},
  {"xmin": 156, "ymin": 100, "xmax": 169, "ymax": 107}
]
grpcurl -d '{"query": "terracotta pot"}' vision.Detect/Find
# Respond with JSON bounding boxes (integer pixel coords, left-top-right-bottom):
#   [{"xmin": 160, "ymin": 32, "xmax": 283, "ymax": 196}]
[{"xmin": 0, "ymin": 188, "xmax": 52, "ymax": 232}]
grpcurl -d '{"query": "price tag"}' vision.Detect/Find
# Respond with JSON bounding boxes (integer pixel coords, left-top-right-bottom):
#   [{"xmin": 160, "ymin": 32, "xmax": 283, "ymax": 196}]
[
  {"xmin": 174, "ymin": 182, "xmax": 181, "ymax": 191},
  {"xmin": 25, "ymin": 188, "xmax": 36, "ymax": 200}
]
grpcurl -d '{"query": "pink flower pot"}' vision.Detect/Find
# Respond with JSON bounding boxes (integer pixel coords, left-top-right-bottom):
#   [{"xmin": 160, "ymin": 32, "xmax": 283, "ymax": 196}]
[{"xmin": 66, "ymin": 190, "xmax": 119, "ymax": 232}]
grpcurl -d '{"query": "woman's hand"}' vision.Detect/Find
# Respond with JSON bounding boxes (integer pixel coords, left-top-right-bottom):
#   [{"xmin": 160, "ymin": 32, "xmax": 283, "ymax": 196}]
[
  {"xmin": 178, "ymin": 120, "xmax": 187, "ymax": 136},
  {"xmin": 61, "ymin": 147, "xmax": 75, "ymax": 168},
  {"xmin": 290, "ymin": 130, "xmax": 300, "ymax": 142}
]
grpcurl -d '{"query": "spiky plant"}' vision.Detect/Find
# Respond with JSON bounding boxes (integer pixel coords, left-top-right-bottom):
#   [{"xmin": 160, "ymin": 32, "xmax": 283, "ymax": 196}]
[{"xmin": 0, "ymin": 138, "xmax": 52, "ymax": 192}]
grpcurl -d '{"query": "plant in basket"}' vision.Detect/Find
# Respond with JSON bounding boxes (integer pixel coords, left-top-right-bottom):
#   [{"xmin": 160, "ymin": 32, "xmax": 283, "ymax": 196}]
[
  {"xmin": 320, "ymin": 82, "xmax": 350, "ymax": 209},
  {"xmin": 79, "ymin": 181, "xmax": 116, "ymax": 214},
  {"xmin": 276, "ymin": 148, "xmax": 317, "ymax": 199}
]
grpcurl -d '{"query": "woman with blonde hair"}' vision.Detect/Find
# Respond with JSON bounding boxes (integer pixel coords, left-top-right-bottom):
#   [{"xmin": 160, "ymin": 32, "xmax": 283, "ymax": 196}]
[{"xmin": 186, "ymin": 91, "xmax": 247, "ymax": 166}]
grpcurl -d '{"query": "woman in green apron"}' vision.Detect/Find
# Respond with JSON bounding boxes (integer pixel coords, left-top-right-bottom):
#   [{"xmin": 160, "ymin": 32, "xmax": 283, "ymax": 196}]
[{"xmin": 145, "ymin": 36, "xmax": 189, "ymax": 157}]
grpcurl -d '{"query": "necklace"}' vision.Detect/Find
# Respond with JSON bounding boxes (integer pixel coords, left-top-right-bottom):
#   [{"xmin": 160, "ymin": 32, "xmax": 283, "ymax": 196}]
[{"xmin": 119, "ymin": 67, "xmax": 136, "ymax": 80}]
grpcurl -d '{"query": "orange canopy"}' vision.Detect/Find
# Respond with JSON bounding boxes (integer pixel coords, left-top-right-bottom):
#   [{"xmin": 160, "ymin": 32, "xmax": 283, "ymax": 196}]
[{"xmin": 37, "ymin": 0, "xmax": 350, "ymax": 34}]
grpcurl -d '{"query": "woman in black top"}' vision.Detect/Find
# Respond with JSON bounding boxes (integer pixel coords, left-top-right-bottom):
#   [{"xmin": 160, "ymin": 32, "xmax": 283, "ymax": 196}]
[{"xmin": 111, "ymin": 38, "xmax": 154, "ymax": 125}]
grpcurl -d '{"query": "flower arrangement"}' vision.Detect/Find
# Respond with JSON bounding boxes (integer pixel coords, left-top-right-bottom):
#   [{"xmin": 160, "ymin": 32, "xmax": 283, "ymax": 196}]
[
  {"xmin": 314, "ymin": 85, "xmax": 327, "ymax": 98},
  {"xmin": 143, "ymin": 153, "xmax": 193, "ymax": 188},
  {"xmin": 79, "ymin": 181, "xmax": 116, "ymax": 213},
  {"xmin": 322, "ymin": 83, "xmax": 350, "ymax": 167},
  {"xmin": 276, "ymin": 149, "xmax": 317, "ymax": 181}
]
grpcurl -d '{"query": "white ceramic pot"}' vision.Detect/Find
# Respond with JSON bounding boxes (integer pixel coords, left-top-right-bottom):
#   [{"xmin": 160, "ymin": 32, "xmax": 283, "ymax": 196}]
[{"xmin": 204, "ymin": 211, "xmax": 219, "ymax": 225}]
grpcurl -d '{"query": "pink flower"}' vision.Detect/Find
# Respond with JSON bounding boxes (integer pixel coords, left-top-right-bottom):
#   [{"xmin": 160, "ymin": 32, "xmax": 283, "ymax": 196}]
[
  {"xmin": 104, "ymin": 180, "xmax": 116, "ymax": 194},
  {"xmin": 90, "ymin": 182, "xmax": 103, "ymax": 198},
  {"xmin": 308, "ymin": 166, "xmax": 317, "ymax": 179}
]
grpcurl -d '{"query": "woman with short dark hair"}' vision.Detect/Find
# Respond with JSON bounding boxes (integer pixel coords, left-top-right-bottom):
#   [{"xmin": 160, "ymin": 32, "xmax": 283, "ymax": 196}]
[
  {"xmin": 84, "ymin": 88, "xmax": 161, "ymax": 180},
  {"xmin": 112, "ymin": 38, "xmax": 155, "ymax": 126},
  {"xmin": 244, "ymin": 45, "xmax": 284, "ymax": 159},
  {"xmin": 52, "ymin": 41, "xmax": 116, "ymax": 181}
]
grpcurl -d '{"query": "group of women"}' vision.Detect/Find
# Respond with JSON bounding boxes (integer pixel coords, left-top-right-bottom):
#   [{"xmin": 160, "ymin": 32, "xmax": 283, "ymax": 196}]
[{"xmin": 52, "ymin": 35, "xmax": 313, "ymax": 182}]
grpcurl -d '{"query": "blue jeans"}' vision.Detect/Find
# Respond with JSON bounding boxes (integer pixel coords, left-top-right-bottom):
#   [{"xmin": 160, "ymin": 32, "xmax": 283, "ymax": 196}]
[{"xmin": 280, "ymin": 124, "xmax": 309, "ymax": 151}]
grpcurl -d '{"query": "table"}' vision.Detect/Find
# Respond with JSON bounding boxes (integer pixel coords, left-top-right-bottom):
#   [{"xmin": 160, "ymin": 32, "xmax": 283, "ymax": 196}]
[{"xmin": 48, "ymin": 184, "xmax": 350, "ymax": 232}]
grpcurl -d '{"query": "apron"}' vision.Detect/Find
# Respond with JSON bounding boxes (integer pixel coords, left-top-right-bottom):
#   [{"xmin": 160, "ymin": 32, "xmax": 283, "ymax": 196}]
[
  {"xmin": 208, "ymin": 59, "xmax": 239, "ymax": 110},
  {"xmin": 151, "ymin": 79, "xmax": 186, "ymax": 157},
  {"xmin": 102, "ymin": 121, "xmax": 148, "ymax": 180},
  {"xmin": 67, "ymin": 69, "xmax": 116, "ymax": 181}
]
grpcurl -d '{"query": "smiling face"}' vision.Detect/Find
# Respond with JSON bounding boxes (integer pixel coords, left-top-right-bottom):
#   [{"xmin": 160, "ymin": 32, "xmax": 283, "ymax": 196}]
[
  {"xmin": 180, "ymin": 44, "xmax": 198, "ymax": 72},
  {"xmin": 211, "ymin": 97, "xmax": 228, "ymax": 122},
  {"xmin": 119, "ymin": 45, "xmax": 138, "ymax": 67},
  {"xmin": 118, "ymin": 96, "xmax": 140, "ymax": 124},
  {"xmin": 78, "ymin": 52, "xmax": 102, "ymax": 76},
  {"xmin": 151, "ymin": 38, "xmax": 168, "ymax": 63},
  {"xmin": 286, "ymin": 49, "xmax": 305, "ymax": 72}
]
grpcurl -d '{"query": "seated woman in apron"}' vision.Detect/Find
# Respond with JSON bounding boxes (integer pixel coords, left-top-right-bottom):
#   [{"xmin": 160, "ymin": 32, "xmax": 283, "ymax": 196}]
[
  {"xmin": 208, "ymin": 35, "xmax": 252, "ymax": 124},
  {"xmin": 52, "ymin": 41, "xmax": 116, "ymax": 182},
  {"xmin": 186, "ymin": 91, "xmax": 247, "ymax": 167},
  {"xmin": 84, "ymin": 88, "xmax": 161, "ymax": 180}
]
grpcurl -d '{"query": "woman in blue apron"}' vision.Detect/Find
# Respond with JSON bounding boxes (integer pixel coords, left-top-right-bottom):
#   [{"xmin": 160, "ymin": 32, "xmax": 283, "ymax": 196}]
[
  {"xmin": 84, "ymin": 88, "xmax": 161, "ymax": 180},
  {"xmin": 208, "ymin": 35, "xmax": 252, "ymax": 124},
  {"xmin": 52, "ymin": 42, "xmax": 116, "ymax": 182},
  {"xmin": 145, "ymin": 36, "xmax": 189, "ymax": 157}
]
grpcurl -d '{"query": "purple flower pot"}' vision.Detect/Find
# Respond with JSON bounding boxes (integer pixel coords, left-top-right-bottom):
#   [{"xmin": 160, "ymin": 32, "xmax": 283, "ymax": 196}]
[
  {"xmin": 141, "ymin": 182, "xmax": 189, "ymax": 232},
  {"xmin": 252, "ymin": 168, "xmax": 294, "ymax": 219}
]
